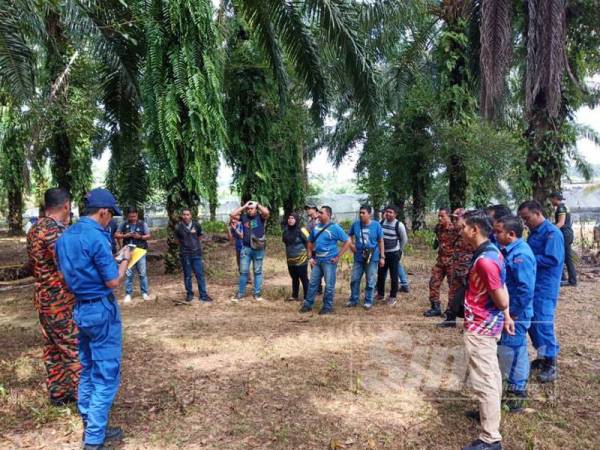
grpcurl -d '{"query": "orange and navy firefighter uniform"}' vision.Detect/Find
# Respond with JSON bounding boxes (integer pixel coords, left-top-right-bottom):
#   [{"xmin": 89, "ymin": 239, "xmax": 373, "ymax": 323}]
[{"xmin": 27, "ymin": 217, "xmax": 80, "ymax": 404}]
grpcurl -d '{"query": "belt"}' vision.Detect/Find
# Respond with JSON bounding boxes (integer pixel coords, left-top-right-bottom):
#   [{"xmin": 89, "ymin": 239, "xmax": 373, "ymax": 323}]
[{"xmin": 76, "ymin": 295, "xmax": 113, "ymax": 304}]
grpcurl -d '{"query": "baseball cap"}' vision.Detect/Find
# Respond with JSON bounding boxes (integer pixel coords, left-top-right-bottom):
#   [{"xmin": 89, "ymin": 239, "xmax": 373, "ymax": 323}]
[
  {"xmin": 84, "ymin": 188, "xmax": 122, "ymax": 216},
  {"xmin": 549, "ymin": 191, "xmax": 564, "ymax": 200},
  {"xmin": 304, "ymin": 203, "xmax": 318, "ymax": 210}
]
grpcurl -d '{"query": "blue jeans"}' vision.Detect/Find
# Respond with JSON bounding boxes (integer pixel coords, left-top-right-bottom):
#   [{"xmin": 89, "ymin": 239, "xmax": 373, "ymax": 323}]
[
  {"xmin": 181, "ymin": 254, "xmax": 208, "ymax": 300},
  {"xmin": 125, "ymin": 255, "xmax": 149, "ymax": 295},
  {"xmin": 398, "ymin": 260, "xmax": 409, "ymax": 286},
  {"xmin": 74, "ymin": 295, "xmax": 122, "ymax": 445},
  {"xmin": 303, "ymin": 260, "xmax": 338, "ymax": 311},
  {"xmin": 498, "ymin": 319, "xmax": 531, "ymax": 392},
  {"xmin": 349, "ymin": 259, "xmax": 378, "ymax": 305},
  {"xmin": 238, "ymin": 246, "xmax": 264, "ymax": 297}
]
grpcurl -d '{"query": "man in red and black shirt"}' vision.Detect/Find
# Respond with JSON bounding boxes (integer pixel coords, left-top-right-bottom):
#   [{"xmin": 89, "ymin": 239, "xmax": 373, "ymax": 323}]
[
  {"xmin": 460, "ymin": 210, "xmax": 514, "ymax": 450},
  {"xmin": 26, "ymin": 188, "xmax": 80, "ymax": 405}
]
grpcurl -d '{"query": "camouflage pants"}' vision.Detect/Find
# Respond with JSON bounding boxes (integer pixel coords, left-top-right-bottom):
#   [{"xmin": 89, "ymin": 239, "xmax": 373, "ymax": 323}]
[
  {"xmin": 429, "ymin": 260, "xmax": 452, "ymax": 304},
  {"xmin": 447, "ymin": 271, "xmax": 468, "ymax": 311},
  {"xmin": 39, "ymin": 311, "xmax": 81, "ymax": 402}
]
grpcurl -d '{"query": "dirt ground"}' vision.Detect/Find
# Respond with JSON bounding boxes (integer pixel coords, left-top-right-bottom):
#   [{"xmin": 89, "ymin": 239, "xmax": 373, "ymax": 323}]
[{"xmin": 0, "ymin": 234, "xmax": 599, "ymax": 450}]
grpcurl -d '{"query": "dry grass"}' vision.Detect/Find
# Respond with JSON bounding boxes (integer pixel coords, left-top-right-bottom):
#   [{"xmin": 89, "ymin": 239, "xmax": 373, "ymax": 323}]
[{"xmin": 0, "ymin": 236, "xmax": 598, "ymax": 449}]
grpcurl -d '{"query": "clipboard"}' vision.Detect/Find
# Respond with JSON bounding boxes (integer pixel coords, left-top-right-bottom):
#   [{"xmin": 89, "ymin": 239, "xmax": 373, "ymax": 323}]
[{"xmin": 128, "ymin": 247, "xmax": 147, "ymax": 269}]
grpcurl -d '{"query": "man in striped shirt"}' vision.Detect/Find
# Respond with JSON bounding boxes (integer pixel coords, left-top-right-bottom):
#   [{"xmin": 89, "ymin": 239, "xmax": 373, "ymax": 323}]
[{"xmin": 376, "ymin": 205, "xmax": 408, "ymax": 305}]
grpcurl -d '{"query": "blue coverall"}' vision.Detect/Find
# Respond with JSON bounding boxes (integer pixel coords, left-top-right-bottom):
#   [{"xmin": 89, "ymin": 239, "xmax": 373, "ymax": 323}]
[
  {"xmin": 57, "ymin": 217, "xmax": 122, "ymax": 446},
  {"xmin": 526, "ymin": 219, "xmax": 564, "ymax": 359},
  {"xmin": 497, "ymin": 238, "xmax": 536, "ymax": 392}
]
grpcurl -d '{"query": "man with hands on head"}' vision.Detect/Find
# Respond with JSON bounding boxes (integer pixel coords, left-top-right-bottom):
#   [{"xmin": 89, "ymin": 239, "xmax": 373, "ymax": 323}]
[
  {"xmin": 56, "ymin": 188, "xmax": 131, "ymax": 450},
  {"xmin": 299, "ymin": 206, "xmax": 351, "ymax": 315},
  {"xmin": 230, "ymin": 200, "xmax": 270, "ymax": 302}
]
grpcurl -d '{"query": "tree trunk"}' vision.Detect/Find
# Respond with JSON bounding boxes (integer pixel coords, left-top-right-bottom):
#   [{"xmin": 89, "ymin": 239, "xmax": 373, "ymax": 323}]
[
  {"xmin": 396, "ymin": 198, "xmax": 406, "ymax": 227},
  {"xmin": 165, "ymin": 192, "xmax": 180, "ymax": 274},
  {"xmin": 209, "ymin": 200, "xmax": 217, "ymax": 221},
  {"xmin": 412, "ymin": 181, "xmax": 427, "ymax": 231},
  {"xmin": 45, "ymin": 11, "xmax": 73, "ymax": 195},
  {"xmin": 448, "ymin": 153, "xmax": 467, "ymax": 210},
  {"xmin": 526, "ymin": 113, "xmax": 564, "ymax": 210},
  {"xmin": 7, "ymin": 187, "xmax": 23, "ymax": 236}
]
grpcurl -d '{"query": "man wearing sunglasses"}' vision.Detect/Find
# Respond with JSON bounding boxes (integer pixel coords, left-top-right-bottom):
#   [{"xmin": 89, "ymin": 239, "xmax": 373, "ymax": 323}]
[{"xmin": 56, "ymin": 188, "xmax": 131, "ymax": 449}]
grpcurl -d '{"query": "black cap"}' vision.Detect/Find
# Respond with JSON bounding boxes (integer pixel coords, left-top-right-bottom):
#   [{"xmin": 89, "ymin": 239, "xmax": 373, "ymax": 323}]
[{"xmin": 549, "ymin": 191, "xmax": 564, "ymax": 200}]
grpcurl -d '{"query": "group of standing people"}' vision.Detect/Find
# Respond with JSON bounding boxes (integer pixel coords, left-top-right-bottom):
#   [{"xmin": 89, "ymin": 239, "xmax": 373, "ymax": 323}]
[
  {"xmin": 23, "ymin": 184, "xmax": 577, "ymax": 450},
  {"xmin": 422, "ymin": 196, "xmax": 572, "ymax": 450}
]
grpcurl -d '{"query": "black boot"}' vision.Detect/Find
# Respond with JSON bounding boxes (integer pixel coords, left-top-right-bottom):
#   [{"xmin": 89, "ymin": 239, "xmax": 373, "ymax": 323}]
[
  {"xmin": 82, "ymin": 423, "xmax": 124, "ymax": 443},
  {"xmin": 423, "ymin": 302, "xmax": 442, "ymax": 317},
  {"xmin": 503, "ymin": 389, "xmax": 527, "ymax": 413},
  {"xmin": 530, "ymin": 358, "xmax": 545, "ymax": 371},
  {"xmin": 538, "ymin": 358, "xmax": 557, "ymax": 383},
  {"xmin": 437, "ymin": 310, "xmax": 456, "ymax": 328},
  {"xmin": 461, "ymin": 439, "xmax": 502, "ymax": 450}
]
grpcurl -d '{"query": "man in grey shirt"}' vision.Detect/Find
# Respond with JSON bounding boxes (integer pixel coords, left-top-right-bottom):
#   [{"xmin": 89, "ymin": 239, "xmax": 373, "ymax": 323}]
[{"xmin": 376, "ymin": 205, "xmax": 408, "ymax": 305}]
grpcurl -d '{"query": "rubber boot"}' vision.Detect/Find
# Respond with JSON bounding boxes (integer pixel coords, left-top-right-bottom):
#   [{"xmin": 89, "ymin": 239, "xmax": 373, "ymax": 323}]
[
  {"xmin": 537, "ymin": 358, "xmax": 557, "ymax": 383},
  {"xmin": 503, "ymin": 389, "xmax": 527, "ymax": 413},
  {"xmin": 437, "ymin": 310, "xmax": 456, "ymax": 328},
  {"xmin": 423, "ymin": 301, "xmax": 442, "ymax": 317}
]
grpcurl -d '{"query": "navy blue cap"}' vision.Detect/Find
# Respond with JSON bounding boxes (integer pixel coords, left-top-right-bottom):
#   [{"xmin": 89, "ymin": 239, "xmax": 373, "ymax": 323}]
[{"xmin": 84, "ymin": 188, "xmax": 122, "ymax": 216}]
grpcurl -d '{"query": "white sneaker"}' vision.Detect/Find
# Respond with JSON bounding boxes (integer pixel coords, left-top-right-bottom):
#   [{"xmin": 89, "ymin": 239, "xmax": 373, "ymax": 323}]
[
  {"xmin": 142, "ymin": 293, "xmax": 151, "ymax": 301},
  {"xmin": 230, "ymin": 296, "xmax": 240, "ymax": 303},
  {"xmin": 254, "ymin": 296, "xmax": 265, "ymax": 302},
  {"xmin": 123, "ymin": 295, "xmax": 132, "ymax": 304}
]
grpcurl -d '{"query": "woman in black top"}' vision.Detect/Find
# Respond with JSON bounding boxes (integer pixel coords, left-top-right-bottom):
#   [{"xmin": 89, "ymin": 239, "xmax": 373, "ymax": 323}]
[{"xmin": 282, "ymin": 213, "xmax": 309, "ymax": 301}]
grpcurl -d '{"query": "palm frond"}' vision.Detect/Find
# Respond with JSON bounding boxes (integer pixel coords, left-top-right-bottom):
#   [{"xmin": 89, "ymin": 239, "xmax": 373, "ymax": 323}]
[
  {"xmin": 235, "ymin": 0, "xmax": 327, "ymax": 121},
  {"xmin": 305, "ymin": 0, "xmax": 379, "ymax": 124},
  {"xmin": 0, "ymin": 0, "xmax": 35, "ymax": 100}
]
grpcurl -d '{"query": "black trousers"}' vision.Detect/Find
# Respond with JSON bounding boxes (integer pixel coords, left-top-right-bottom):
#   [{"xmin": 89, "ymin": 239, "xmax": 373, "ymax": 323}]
[
  {"xmin": 377, "ymin": 251, "xmax": 400, "ymax": 298},
  {"xmin": 288, "ymin": 264, "xmax": 309, "ymax": 299},
  {"xmin": 563, "ymin": 230, "xmax": 577, "ymax": 284}
]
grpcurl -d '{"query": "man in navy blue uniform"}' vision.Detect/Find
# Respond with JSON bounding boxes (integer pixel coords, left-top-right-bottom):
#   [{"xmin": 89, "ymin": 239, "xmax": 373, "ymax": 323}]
[
  {"xmin": 518, "ymin": 200, "xmax": 564, "ymax": 383},
  {"xmin": 493, "ymin": 215, "xmax": 536, "ymax": 411},
  {"xmin": 56, "ymin": 188, "xmax": 131, "ymax": 449}
]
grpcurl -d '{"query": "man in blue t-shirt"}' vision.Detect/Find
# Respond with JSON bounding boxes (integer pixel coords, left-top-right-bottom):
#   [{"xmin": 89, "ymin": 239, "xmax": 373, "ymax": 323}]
[
  {"xmin": 346, "ymin": 205, "xmax": 384, "ymax": 309},
  {"xmin": 229, "ymin": 200, "xmax": 270, "ymax": 301},
  {"xmin": 299, "ymin": 205, "xmax": 351, "ymax": 315}
]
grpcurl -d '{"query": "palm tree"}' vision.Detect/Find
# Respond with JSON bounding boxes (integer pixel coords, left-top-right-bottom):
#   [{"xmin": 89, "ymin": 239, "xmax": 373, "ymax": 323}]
[{"xmin": 479, "ymin": 0, "xmax": 600, "ymax": 203}]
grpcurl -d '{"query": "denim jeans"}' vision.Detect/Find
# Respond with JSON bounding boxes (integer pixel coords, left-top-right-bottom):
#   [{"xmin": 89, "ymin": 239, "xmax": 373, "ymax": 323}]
[
  {"xmin": 181, "ymin": 254, "xmax": 208, "ymax": 300},
  {"xmin": 303, "ymin": 260, "xmax": 338, "ymax": 311},
  {"xmin": 398, "ymin": 256, "xmax": 409, "ymax": 287},
  {"xmin": 238, "ymin": 246, "xmax": 264, "ymax": 297},
  {"xmin": 349, "ymin": 259, "xmax": 378, "ymax": 305},
  {"xmin": 125, "ymin": 255, "xmax": 149, "ymax": 295},
  {"xmin": 498, "ymin": 319, "xmax": 531, "ymax": 392}
]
